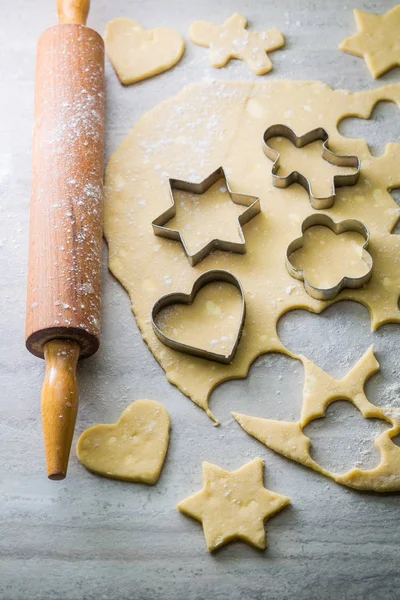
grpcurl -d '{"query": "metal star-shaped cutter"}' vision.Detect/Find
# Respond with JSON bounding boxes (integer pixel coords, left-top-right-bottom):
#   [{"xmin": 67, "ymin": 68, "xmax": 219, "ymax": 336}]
[
  {"xmin": 263, "ymin": 124, "xmax": 361, "ymax": 210},
  {"xmin": 286, "ymin": 213, "xmax": 373, "ymax": 301},
  {"xmin": 152, "ymin": 167, "xmax": 261, "ymax": 266}
]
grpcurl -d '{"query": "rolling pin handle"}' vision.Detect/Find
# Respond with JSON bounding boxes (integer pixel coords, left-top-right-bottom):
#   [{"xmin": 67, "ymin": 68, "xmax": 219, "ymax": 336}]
[
  {"xmin": 41, "ymin": 339, "xmax": 80, "ymax": 480},
  {"xmin": 57, "ymin": 0, "xmax": 90, "ymax": 25}
]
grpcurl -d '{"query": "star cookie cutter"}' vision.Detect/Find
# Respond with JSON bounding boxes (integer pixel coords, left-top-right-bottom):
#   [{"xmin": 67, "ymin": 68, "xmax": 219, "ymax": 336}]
[
  {"xmin": 151, "ymin": 270, "xmax": 245, "ymax": 364},
  {"xmin": 262, "ymin": 124, "xmax": 361, "ymax": 209},
  {"xmin": 152, "ymin": 167, "xmax": 261, "ymax": 266},
  {"xmin": 286, "ymin": 213, "xmax": 373, "ymax": 301}
]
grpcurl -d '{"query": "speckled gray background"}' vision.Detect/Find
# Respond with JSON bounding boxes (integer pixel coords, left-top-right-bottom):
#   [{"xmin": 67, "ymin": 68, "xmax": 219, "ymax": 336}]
[{"xmin": 1, "ymin": 1, "xmax": 400, "ymax": 599}]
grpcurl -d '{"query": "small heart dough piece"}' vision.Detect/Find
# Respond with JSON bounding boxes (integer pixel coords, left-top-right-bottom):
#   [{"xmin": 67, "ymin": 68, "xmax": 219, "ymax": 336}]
[
  {"xmin": 76, "ymin": 400, "xmax": 171, "ymax": 484},
  {"xmin": 105, "ymin": 17, "xmax": 185, "ymax": 84}
]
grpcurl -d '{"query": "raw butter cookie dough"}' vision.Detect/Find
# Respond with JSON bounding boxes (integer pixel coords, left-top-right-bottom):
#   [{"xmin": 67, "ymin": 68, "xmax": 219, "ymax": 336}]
[
  {"xmin": 178, "ymin": 458, "xmax": 290, "ymax": 551},
  {"xmin": 104, "ymin": 80, "xmax": 400, "ymax": 421},
  {"xmin": 77, "ymin": 400, "xmax": 170, "ymax": 484},
  {"xmin": 105, "ymin": 18, "xmax": 185, "ymax": 84}
]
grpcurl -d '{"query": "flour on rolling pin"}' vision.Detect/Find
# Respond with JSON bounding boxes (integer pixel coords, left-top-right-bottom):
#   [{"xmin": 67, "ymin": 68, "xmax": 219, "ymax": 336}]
[
  {"xmin": 27, "ymin": 24, "xmax": 104, "ymax": 358},
  {"xmin": 26, "ymin": 0, "xmax": 105, "ymax": 480}
]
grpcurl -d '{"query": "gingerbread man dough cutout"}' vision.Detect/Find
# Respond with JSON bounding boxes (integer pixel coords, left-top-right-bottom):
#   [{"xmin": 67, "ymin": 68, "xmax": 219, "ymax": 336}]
[{"xmin": 190, "ymin": 13, "xmax": 285, "ymax": 75}]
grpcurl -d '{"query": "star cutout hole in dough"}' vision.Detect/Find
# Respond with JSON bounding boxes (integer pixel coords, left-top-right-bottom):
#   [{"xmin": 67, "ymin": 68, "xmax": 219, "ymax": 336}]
[
  {"xmin": 190, "ymin": 13, "xmax": 285, "ymax": 75},
  {"xmin": 177, "ymin": 458, "xmax": 290, "ymax": 552},
  {"xmin": 105, "ymin": 18, "xmax": 185, "ymax": 84},
  {"xmin": 339, "ymin": 6, "xmax": 400, "ymax": 78},
  {"xmin": 76, "ymin": 400, "xmax": 170, "ymax": 484}
]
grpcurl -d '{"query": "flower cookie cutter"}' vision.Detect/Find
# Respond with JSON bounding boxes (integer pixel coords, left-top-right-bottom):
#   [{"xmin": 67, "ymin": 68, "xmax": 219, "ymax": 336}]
[
  {"xmin": 262, "ymin": 124, "xmax": 361, "ymax": 210},
  {"xmin": 152, "ymin": 167, "xmax": 261, "ymax": 266},
  {"xmin": 151, "ymin": 270, "xmax": 245, "ymax": 364},
  {"xmin": 286, "ymin": 213, "xmax": 373, "ymax": 300}
]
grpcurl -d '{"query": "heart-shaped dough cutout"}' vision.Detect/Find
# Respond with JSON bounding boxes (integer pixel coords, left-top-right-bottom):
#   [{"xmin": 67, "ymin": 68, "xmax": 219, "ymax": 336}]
[
  {"xmin": 152, "ymin": 271, "xmax": 245, "ymax": 364},
  {"xmin": 76, "ymin": 400, "xmax": 170, "ymax": 484},
  {"xmin": 105, "ymin": 18, "xmax": 185, "ymax": 84}
]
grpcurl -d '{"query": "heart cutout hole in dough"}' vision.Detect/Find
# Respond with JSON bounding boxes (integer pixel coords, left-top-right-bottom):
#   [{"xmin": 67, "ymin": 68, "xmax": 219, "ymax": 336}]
[
  {"xmin": 76, "ymin": 400, "xmax": 170, "ymax": 484},
  {"xmin": 154, "ymin": 281, "xmax": 244, "ymax": 357}
]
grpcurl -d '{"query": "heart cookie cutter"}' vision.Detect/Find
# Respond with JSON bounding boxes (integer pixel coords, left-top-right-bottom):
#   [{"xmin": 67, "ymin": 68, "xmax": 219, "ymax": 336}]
[
  {"xmin": 151, "ymin": 270, "xmax": 245, "ymax": 364},
  {"xmin": 286, "ymin": 213, "xmax": 373, "ymax": 300},
  {"xmin": 152, "ymin": 166, "xmax": 261, "ymax": 266},
  {"xmin": 262, "ymin": 124, "xmax": 361, "ymax": 210}
]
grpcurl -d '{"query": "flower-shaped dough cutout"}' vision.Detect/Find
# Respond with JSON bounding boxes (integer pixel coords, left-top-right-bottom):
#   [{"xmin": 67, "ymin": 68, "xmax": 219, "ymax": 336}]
[
  {"xmin": 190, "ymin": 13, "xmax": 285, "ymax": 75},
  {"xmin": 105, "ymin": 18, "xmax": 185, "ymax": 84},
  {"xmin": 178, "ymin": 458, "xmax": 290, "ymax": 552},
  {"xmin": 339, "ymin": 6, "xmax": 400, "ymax": 79},
  {"xmin": 286, "ymin": 215, "xmax": 373, "ymax": 301},
  {"xmin": 234, "ymin": 347, "xmax": 400, "ymax": 492},
  {"xmin": 77, "ymin": 400, "xmax": 170, "ymax": 484}
]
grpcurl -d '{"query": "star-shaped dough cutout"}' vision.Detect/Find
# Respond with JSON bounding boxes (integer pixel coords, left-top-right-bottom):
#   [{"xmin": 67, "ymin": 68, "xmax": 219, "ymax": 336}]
[
  {"xmin": 339, "ymin": 6, "xmax": 400, "ymax": 78},
  {"xmin": 177, "ymin": 458, "xmax": 290, "ymax": 552},
  {"xmin": 190, "ymin": 13, "xmax": 285, "ymax": 75},
  {"xmin": 152, "ymin": 167, "xmax": 260, "ymax": 266}
]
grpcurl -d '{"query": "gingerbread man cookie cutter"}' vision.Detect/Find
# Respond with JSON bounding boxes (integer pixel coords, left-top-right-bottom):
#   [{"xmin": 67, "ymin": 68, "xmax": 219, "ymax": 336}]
[
  {"xmin": 152, "ymin": 167, "xmax": 261, "ymax": 266},
  {"xmin": 151, "ymin": 270, "xmax": 245, "ymax": 364},
  {"xmin": 262, "ymin": 124, "xmax": 361, "ymax": 210},
  {"xmin": 286, "ymin": 213, "xmax": 373, "ymax": 301}
]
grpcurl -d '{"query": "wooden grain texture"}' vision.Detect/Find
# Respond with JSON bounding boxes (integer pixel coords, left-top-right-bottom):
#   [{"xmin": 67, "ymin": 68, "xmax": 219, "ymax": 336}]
[
  {"xmin": 26, "ymin": 18, "xmax": 105, "ymax": 479},
  {"xmin": 42, "ymin": 339, "xmax": 80, "ymax": 479},
  {"xmin": 57, "ymin": 0, "xmax": 90, "ymax": 25},
  {"xmin": 26, "ymin": 23, "xmax": 104, "ymax": 359}
]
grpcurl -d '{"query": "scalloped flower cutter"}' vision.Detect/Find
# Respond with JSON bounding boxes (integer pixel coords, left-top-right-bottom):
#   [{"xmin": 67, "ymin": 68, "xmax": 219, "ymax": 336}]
[
  {"xmin": 152, "ymin": 167, "xmax": 261, "ymax": 266},
  {"xmin": 262, "ymin": 124, "xmax": 361, "ymax": 210},
  {"xmin": 151, "ymin": 270, "xmax": 245, "ymax": 364},
  {"xmin": 286, "ymin": 213, "xmax": 373, "ymax": 300}
]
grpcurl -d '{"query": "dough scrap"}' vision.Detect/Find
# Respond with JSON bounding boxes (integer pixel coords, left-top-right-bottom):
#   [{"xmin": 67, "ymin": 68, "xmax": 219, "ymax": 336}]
[
  {"xmin": 233, "ymin": 347, "xmax": 400, "ymax": 492},
  {"xmin": 190, "ymin": 13, "xmax": 284, "ymax": 75},
  {"xmin": 76, "ymin": 400, "xmax": 170, "ymax": 484},
  {"xmin": 177, "ymin": 458, "xmax": 290, "ymax": 551},
  {"xmin": 339, "ymin": 6, "xmax": 400, "ymax": 79},
  {"xmin": 104, "ymin": 80, "xmax": 400, "ymax": 421},
  {"xmin": 105, "ymin": 18, "xmax": 185, "ymax": 84}
]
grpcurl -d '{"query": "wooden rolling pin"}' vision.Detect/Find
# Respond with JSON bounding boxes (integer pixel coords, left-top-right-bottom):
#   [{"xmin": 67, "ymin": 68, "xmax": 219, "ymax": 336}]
[{"xmin": 26, "ymin": 0, "xmax": 105, "ymax": 480}]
